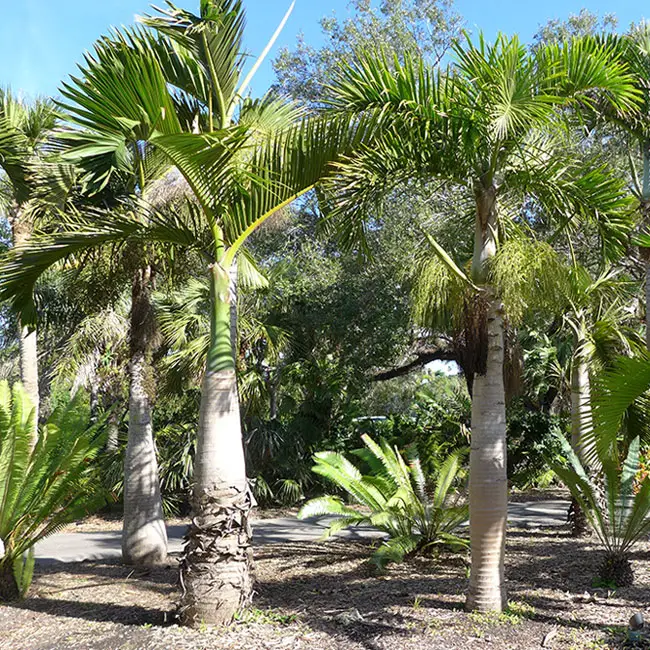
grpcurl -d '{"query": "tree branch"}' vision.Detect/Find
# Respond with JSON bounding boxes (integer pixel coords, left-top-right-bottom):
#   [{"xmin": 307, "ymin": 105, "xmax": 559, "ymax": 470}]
[{"xmin": 372, "ymin": 349, "xmax": 458, "ymax": 381}]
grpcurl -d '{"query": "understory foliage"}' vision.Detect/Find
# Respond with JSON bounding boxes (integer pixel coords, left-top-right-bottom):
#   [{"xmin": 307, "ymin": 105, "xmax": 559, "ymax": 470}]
[
  {"xmin": 298, "ymin": 434, "xmax": 468, "ymax": 568},
  {"xmin": 0, "ymin": 383, "xmax": 106, "ymax": 600},
  {"xmin": 551, "ymin": 356, "xmax": 650, "ymax": 586},
  {"xmin": 552, "ymin": 435, "xmax": 650, "ymax": 586}
]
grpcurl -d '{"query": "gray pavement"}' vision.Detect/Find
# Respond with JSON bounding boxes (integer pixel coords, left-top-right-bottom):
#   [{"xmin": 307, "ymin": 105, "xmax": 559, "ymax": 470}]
[{"xmin": 33, "ymin": 499, "xmax": 570, "ymax": 565}]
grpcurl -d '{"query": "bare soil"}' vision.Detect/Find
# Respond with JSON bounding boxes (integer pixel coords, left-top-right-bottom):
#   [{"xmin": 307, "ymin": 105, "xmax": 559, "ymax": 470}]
[{"xmin": 1, "ymin": 525, "xmax": 649, "ymax": 650}]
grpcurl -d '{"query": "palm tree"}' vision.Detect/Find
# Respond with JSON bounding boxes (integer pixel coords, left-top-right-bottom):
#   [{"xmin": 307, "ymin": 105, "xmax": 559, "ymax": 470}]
[
  {"xmin": 0, "ymin": 1, "xmax": 370, "ymax": 625},
  {"xmin": 322, "ymin": 34, "xmax": 638, "ymax": 611},
  {"xmin": 0, "ymin": 91, "xmax": 58, "ymax": 433}
]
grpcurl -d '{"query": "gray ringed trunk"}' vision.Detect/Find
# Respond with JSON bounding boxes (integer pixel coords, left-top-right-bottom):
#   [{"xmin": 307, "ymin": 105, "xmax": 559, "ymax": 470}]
[
  {"xmin": 122, "ymin": 269, "xmax": 167, "ymax": 566},
  {"xmin": 466, "ymin": 295, "xmax": 508, "ymax": 612},
  {"xmin": 179, "ymin": 368, "xmax": 252, "ymax": 627}
]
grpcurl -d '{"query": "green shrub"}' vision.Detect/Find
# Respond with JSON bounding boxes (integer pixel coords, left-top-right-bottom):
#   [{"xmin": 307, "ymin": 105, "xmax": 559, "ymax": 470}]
[
  {"xmin": 507, "ymin": 401, "xmax": 566, "ymax": 489},
  {"xmin": 298, "ymin": 434, "xmax": 468, "ymax": 567},
  {"xmin": 0, "ymin": 382, "xmax": 106, "ymax": 600},
  {"xmin": 552, "ymin": 435, "xmax": 650, "ymax": 586}
]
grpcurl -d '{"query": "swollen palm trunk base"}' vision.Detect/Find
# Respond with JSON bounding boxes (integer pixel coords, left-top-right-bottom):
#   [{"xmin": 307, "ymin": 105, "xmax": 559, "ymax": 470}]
[
  {"xmin": 466, "ymin": 299, "xmax": 507, "ymax": 612},
  {"xmin": 180, "ymin": 369, "xmax": 252, "ymax": 627}
]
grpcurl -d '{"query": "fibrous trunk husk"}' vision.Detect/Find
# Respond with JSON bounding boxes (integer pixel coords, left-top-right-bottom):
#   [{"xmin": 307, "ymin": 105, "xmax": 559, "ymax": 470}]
[
  {"xmin": 179, "ymin": 368, "xmax": 253, "ymax": 627},
  {"xmin": 180, "ymin": 485, "xmax": 253, "ymax": 627}
]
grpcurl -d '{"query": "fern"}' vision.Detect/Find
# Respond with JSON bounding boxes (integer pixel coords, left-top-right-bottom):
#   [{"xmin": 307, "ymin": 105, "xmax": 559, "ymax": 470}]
[{"xmin": 298, "ymin": 434, "xmax": 468, "ymax": 567}]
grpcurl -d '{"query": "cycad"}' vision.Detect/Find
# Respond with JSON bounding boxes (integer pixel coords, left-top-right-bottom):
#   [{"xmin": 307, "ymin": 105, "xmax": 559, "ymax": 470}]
[
  {"xmin": 298, "ymin": 434, "xmax": 468, "ymax": 568},
  {"xmin": 0, "ymin": 382, "xmax": 105, "ymax": 600},
  {"xmin": 552, "ymin": 435, "xmax": 650, "ymax": 587}
]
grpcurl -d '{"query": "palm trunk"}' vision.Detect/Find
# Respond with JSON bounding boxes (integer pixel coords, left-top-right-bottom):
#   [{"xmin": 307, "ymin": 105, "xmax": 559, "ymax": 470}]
[
  {"xmin": 121, "ymin": 268, "xmax": 167, "ymax": 565},
  {"xmin": 180, "ymin": 263, "xmax": 252, "ymax": 627},
  {"xmin": 569, "ymin": 344, "xmax": 592, "ymax": 536},
  {"xmin": 642, "ymin": 141, "xmax": 650, "ymax": 350},
  {"xmin": 11, "ymin": 209, "xmax": 39, "ymax": 439},
  {"xmin": 570, "ymin": 350, "xmax": 592, "ymax": 463},
  {"xmin": 106, "ymin": 407, "xmax": 121, "ymax": 452},
  {"xmin": 466, "ymin": 185, "xmax": 508, "ymax": 612}
]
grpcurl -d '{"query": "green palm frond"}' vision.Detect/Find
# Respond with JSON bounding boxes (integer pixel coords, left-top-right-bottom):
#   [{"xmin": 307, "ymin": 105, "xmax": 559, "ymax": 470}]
[
  {"xmin": 299, "ymin": 436, "xmax": 468, "ymax": 567},
  {"xmin": 0, "ymin": 204, "xmax": 202, "ymax": 326},
  {"xmin": 0, "ymin": 384, "xmax": 106, "ymax": 599}
]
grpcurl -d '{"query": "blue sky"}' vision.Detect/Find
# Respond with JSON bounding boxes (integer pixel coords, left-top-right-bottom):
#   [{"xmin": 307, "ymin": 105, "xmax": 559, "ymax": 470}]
[{"xmin": 1, "ymin": 0, "xmax": 648, "ymax": 101}]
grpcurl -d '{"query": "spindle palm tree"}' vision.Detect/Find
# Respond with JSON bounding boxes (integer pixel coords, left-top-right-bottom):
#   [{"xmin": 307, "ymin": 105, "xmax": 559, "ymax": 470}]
[
  {"xmin": 0, "ymin": 0, "xmax": 373, "ymax": 626},
  {"xmin": 323, "ymin": 33, "xmax": 639, "ymax": 611}
]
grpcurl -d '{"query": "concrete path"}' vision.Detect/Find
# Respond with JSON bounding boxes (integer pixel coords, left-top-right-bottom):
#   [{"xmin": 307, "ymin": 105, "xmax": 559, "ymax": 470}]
[{"xmin": 33, "ymin": 500, "xmax": 570, "ymax": 565}]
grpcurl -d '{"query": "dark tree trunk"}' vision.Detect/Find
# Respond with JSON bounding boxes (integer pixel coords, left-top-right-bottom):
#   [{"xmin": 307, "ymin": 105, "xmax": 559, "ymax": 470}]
[{"xmin": 0, "ymin": 562, "xmax": 19, "ymax": 602}]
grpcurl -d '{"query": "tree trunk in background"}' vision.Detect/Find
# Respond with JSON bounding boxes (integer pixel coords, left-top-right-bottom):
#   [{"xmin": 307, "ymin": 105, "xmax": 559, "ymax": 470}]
[
  {"xmin": 180, "ymin": 263, "xmax": 252, "ymax": 627},
  {"xmin": 11, "ymin": 209, "xmax": 39, "ymax": 438},
  {"xmin": 642, "ymin": 142, "xmax": 650, "ymax": 350},
  {"xmin": 229, "ymin": 259, "xmax": 238, "ymax": 363},
  {"xmin": 122, "ymin": 267, "xmax": 168, "ymax": 566},
  {"xmin": 466, "ymin": 186, "xmax": 508, "ymax": 613},
  {"xmin": 569, "ymin": 348, "xmax": 592, "ymax": 536},
  {"xmin": 106, "ymin": 407, "xmax": 121, "ymax": 452}
]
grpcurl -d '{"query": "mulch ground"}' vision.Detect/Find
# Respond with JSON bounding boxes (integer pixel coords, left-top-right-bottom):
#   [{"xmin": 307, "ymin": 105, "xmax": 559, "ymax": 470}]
[{"xmin": 1, "ymin": 525, "xmax": 649, "ymax": 650}]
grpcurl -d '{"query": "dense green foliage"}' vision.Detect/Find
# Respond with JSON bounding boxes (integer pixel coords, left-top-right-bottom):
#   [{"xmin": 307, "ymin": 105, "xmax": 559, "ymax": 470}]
[
  {"xmin": 0, "ymin": 384, "xmax": 106, "ymax": 599},
  {"xmin": 299, "ymin": 434, "xmax": 468, "ymax": 567}
]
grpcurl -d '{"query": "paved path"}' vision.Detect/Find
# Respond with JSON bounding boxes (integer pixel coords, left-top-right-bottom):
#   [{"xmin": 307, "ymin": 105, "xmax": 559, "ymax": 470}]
[{"xmin": 33, "ymin": 500, "xmax": 570, "ymax": 565}]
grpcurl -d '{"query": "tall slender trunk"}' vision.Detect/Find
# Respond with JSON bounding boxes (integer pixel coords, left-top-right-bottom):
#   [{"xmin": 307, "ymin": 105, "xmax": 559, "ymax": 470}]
[
  {"xmin": 180, "ymin": 262, "xmax": 252, "ymax": 627},
  {"xmin": 11, "ymin": 209, "xmax": 39, "ymax": 438},
  {"xmin": 570, "ymin": 348, "xmax": 592, "ymax": 463},
  {"xmin": 569, "ymin": 342, "xmax": 592, "ymax": 536},
  {"xmin": 642, "ymin": 141, "xmax": 650, "ymax": 351},
  {"xmin": 121, "ymin": 267, "xmax": 167, "ymax": 565},
  {"xmin": 466, "ymin": 185, "xmax": 508, "ymax": 612}
]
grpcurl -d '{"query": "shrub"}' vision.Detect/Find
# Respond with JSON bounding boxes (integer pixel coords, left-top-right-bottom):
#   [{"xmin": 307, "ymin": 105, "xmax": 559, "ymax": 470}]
[
  {"xmin": 552, "ymin": 435, "xmax": 650, "ymax": 586},
  {"xmin": 298, "ymin": 434, "xmax": 468, "ymax": 567},
  {"xmin": 0, "ymin": 383, "xmax": 106, "ymax": 600}
]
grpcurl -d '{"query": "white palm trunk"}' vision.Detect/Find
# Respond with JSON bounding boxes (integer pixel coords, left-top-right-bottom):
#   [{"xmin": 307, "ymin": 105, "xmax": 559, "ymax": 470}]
[
  {"xmin": 180, "ymin": 263, "xmax": 252, "ymax": 627},
  {"xmin": 466, "ymin": 295, "xmax": 508, "ymax": 612},
  {"xmin": 18, "ymin": 326, "xmax": 39, "ymax": 429},
  {"xmin": 121, "ymin": 269, "xmax": 167, "ymax": 565},
  {"xmin": 570, "ymin": 351, "xmax": 592, "ymax": 463},
  {"xmin": 568, "ymin": 344, "xmax": 593, "ymax": 536},
  {"xmin": 466, "ymin": 186, "xmax": 508, "ymax": 612}
]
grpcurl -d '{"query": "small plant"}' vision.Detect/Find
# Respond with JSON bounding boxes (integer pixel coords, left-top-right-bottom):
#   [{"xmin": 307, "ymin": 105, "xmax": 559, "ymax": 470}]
[
  {"xmin": 0, "ymin": 383, "xmax": 106, "ymax": 600},
  {"xmin": 298, "ymin": 435, "xmax": 468, "ymax": 567},
  {"xmin": 234, "ymin": 608, "xmax": 297, "ymax": 625},
  {"xmin": 552, "ymin": 435, "xmax": 650, "ymax": 587}
]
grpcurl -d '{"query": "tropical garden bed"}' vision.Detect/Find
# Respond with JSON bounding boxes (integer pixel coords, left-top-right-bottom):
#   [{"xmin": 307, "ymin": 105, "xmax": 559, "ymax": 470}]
[{"xmin": 1, "ymin": 528, "xmax": 647, "ymax": 650}]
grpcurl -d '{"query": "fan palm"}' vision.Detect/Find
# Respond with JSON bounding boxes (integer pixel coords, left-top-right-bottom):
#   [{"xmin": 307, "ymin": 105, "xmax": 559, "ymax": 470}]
[
  {"xmin": 0, "ymin": 90, "xmax": 58, "ymax": 432},
  {"xmin": 323, "ymin": 34, "xmax": 639, "ymax": 611},
  {"xmin": 0, "ymin": 0, "xmax": 374, "ymax": 626}
]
